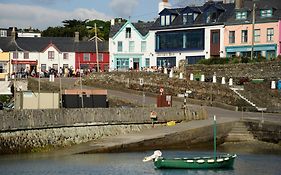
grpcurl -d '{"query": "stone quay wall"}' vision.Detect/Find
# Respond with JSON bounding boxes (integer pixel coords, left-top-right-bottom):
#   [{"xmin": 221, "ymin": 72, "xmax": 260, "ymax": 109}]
[
  {"xmin": 245, "ymin": 120, "xmax": 281, "ymax": 144},
  {"xmin": 0, "ymin": 107, "xmax": 207, "ymax": 154}
]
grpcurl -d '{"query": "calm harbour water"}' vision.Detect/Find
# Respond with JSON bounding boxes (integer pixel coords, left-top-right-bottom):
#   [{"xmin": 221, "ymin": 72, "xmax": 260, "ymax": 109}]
[{"xmin": 0, "ymin": 150, "xmax": 281, "ymax": 175}]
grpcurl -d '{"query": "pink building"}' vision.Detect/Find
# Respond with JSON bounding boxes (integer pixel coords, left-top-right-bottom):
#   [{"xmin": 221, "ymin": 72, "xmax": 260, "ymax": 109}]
[{"xmin": 224, "ymin": 0, "xmax": 281, "ymax": 59}]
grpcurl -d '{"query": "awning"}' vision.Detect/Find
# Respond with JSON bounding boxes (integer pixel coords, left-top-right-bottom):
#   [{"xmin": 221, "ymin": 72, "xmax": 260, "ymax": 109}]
[{"xmin": 12, "ymin": 60, "xmax": 38, "ymax": 65}]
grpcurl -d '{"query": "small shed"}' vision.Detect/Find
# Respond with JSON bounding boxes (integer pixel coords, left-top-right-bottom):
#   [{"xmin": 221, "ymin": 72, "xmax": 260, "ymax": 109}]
[{"xmin": 62, "ymin": 89, "xmax": 108, "ymax": 108}]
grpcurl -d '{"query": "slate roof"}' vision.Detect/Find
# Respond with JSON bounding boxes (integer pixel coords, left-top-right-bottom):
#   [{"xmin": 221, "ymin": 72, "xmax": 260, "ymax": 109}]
[
  {"xmin": 0, "ymin": 36, "xmax": 108, "ymax": 52},
  {"xmin": 109, "ymin": 21, "xmax": 154, "ymax": 38},
  {"xmin": 226, "ymin": 0, "xmax": 281, "ymax": 25},
  {"xmin": 150, "ymin": 1, "xmax": 235, "ymax": 30}
]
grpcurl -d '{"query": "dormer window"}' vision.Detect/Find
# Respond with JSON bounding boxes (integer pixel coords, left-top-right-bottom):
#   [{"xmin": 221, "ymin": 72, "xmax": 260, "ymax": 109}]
[
  {"xmin": 160, "ymin": 15, "xmax": 171, "ymax": 26},
  {"xmin": 261, "ymin": 9, "xmax": 272, "ymax": 17},
  {"xmin": 236, "ymin": 11, "xmax": 247, "ymax": 20},
  {"xmin": 207, "ymin": 12, "xmax": 219, "ymax": 23},
  {"xmin": 183, "ymin": 13, "xmax": 194, "ymax": 25}
]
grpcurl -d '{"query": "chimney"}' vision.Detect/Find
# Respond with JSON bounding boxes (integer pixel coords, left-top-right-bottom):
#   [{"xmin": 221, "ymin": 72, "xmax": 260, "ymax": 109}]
[
  {"xmin": 159, "ymin": 0, "xmax": 171, "ymax": 13},
  {"xmin": 235, "ymin": 0, "xmax": 244, "ymax": 9},
  {"xmin": 111, "ymin": 19, "xmax": 115, "ymax": 26},
  {"xmin": 11, "ymin": 27, "xmax": 16, "ymax": 41},
  {"xmin": 74, "ymin": 32, "xmax": 79, "ymax": 42}
]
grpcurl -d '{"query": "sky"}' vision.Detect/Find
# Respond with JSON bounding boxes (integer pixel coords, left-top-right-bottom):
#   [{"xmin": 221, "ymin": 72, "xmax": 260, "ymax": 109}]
[{"xmin": 0, "ymin": 0, "xmax": 206, "ymax": 30}]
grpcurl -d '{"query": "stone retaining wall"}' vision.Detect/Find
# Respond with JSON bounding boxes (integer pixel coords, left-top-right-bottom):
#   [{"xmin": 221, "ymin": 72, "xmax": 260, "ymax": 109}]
[
  {"xmin": 0, "ymin": 107, "xmax": 207, "ymax": 154},
  {"xmin": 185, "ymin": 61, "xmax": 281, "ymax": 80}
]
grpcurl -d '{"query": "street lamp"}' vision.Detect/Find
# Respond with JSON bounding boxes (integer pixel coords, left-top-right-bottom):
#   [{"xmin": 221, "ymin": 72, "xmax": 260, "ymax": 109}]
[{"xmin": 250, "ymin": 0, "xmax": 259, "ymax": 60}]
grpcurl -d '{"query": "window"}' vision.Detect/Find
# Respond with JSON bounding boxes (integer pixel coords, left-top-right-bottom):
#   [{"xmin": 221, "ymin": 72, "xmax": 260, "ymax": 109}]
[
  {"xmin": 156, "ymin": 29, "xmax": 204, "ymax": 51},
  {"xmin": 24, "ymin": 52, "xmax": 29, "ymax": 59},
  {"xmin": 13, "ymin": 52, "xmax": 18, "ymax": 59},
  {"xmin": 267, "ymin": 28, "xmax": 274, "ymax": 42},
  {"xmin": 145, "ymin": 58, "xmax": 150, "ymax": 68},
  {"xmin": 83, "ymin": 53, "xmax": 90, "ymax": 61},
  {"xmin": 165, "ymin": 15, "xmax": 170, "ymax": 25},
  {"xmin": 41, "ymin": 64, "xmax": 46, "ymax": 71},
  {"xmin": 261, "ymin": 9, "xmax": 272, "ymax": 17},
  {"xmin": 129, "ymin": 41, "xmax": 135, "ymax": 52},
  {"xmin": 117, "ymin": 41, "xmax": 123, "ymax": 52},
  {"xmin": 183, "ymin": 13, "xmax": 187, "ymax": 24},
  {"xmin": 63, "ymin": 53, "xmax": 69, "ymax": 59},
  {"xmin": 0, "ymin": 63, "xmax": 5, "ymax": 73},
  {"xmin": 141, "ymin": 41, "xmax": 146, "ymax": 52},
  {"xmin": 236, "ymin": 11, "xmax": 247, "ymax": 20},
  {"xmin": 98, "ymin": 53, "xmax": 103, "ymax": 62},
  {"xmin": 63, "ymin": 64, "xmax": 69, "ymax": 69},
  {"xmin": 241, "ymin": 30, "xmax": 248, "ymax": 43},
  {"xmin": 126, "ymin": 28, "xmax": 131, "ymax": 38},
  {"xmin": 0, "ymin": 30, "xmax": 7, "ymax": 37},
  {"xmin": 116, "ymin": 58, "xmax": 129, "ymax": 70},
  {"xmin": 183, "ymin": 13, "xmax": 194, "ymax": 24},
  {"xmin": 48, "ymin": 51, "xmax": 54, "ymax": 59},
  {"xmin": 229, "ymin": 31, "xmax": 235, "ymax": 44},
  {"xmin": 254, "ymin": 29, "xmax": 260, "ymax": 42},
  {"xmin": 161, "ymin": 16, "xmax": 165, "ymax": 26},
  {"xmin": 52, "ymin": 64, "xmax": 58, "ymax": 70}
]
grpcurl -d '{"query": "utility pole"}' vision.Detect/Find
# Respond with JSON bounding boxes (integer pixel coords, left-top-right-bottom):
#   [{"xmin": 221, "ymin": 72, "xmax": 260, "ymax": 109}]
[
  {"xmin": 250, "ymin": 2, "xmax": 256, "ymax": 60},
  {"xmin": 38, "ymin": 52, "xmax": 41, "ymax": 109},
  {"xmin": 95, "ymin": 23, "xmax": 100, "ymax": 72}
]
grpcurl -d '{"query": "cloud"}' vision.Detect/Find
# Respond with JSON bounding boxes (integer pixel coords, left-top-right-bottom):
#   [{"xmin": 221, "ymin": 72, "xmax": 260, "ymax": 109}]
[
  {"xmin": 0, "ymin": 3, "xmax": 112, "ymax": 30},
  {"xmin": 109, "ymin": 0, "xmax": 139, "ymax": 18}
]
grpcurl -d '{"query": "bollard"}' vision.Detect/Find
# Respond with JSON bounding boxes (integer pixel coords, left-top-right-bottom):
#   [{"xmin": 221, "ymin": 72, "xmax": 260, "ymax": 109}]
[
  {"xmin": 179, "ymin": 72, "xmax": 183, "ymax": 79},
  {"xmin": 200, "ymin": 74, "xmax": 205, "ymax": 82},
  {"xmin": 229, "ymin": 78, "xmax": 233, "ymax": 86},
  {"xmin": 169, "ymin": 69, "xmax": 173, "ymax": 78},
  {"xmin": 213, "ymin": 75, "xmax": 217, "ymax": 83},
  {"xmin": 221, "ymin": 77, "xmax": 226, "ymax": 84},
  {"xmin": 190, "ymin": 73, "xmax": 194, "ymax": 81},
  {"xmin": 271, "ymin": 81, "xmax": 276, "ymax": 89}
]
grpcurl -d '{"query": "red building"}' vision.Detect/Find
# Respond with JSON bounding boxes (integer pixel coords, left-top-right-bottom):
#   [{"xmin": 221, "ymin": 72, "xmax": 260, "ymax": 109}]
[{"xmin": 75, "ymin": 41, "xmax": 109, "ymax": 72}]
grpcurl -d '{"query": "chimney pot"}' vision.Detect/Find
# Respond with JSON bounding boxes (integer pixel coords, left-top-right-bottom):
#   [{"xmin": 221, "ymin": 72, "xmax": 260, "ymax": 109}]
[{"xmin": 235, "ymin": 0, "xmax": 244, "ymax": 9}]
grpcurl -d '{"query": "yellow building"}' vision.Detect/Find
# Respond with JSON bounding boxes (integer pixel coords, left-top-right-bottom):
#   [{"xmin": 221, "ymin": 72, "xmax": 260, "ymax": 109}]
[{"xmin": 0, "ymin": 52, "xmax": 10, "ymax": 79}]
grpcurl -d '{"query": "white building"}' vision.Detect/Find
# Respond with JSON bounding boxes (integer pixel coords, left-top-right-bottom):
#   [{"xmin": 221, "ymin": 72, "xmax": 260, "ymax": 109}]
[{"xmin": 109, "ymin": 20, "xmax": 155, "ymax": 71}]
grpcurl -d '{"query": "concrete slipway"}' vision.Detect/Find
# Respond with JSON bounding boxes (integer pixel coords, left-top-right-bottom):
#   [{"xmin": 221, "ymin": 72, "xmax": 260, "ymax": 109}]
[{"xmin": 51, "ymin": 117, "xmax": 238, "ymax": 156}]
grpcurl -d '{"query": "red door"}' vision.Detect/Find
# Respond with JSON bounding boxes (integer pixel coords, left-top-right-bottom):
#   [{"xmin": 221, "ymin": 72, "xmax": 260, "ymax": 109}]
[{"xmin": 210, "ymin": 30, "xmax": 220, "ymax": 57}]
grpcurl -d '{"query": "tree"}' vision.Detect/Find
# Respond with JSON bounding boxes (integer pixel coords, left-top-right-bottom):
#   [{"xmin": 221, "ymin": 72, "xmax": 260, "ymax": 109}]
[{"xmin": 42, "ymin": 19, "xmax": 111, "ymax": 41}]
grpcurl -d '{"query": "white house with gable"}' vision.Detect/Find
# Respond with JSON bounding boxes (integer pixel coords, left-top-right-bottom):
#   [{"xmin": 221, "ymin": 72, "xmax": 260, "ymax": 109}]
[{"xmin": 109, "ymin": 20, "xmax": 155, "ymax": 71}]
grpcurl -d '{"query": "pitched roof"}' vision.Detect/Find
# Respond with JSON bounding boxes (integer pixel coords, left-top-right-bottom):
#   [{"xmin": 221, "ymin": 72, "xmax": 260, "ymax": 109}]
[
  {"xmin": 151, "ymin": 1, "xmax": 235, "ymax": 30},
  {"xmin": 109, "ymin": 21, "xmax": 154, "ymax": 38},
  {"xmin": 226, "ymin": 0, "xmax": 281, "ymax": 25},
  {"xmin": 0, "ymin": 36, "xmax": 109, "ymax": 52}
]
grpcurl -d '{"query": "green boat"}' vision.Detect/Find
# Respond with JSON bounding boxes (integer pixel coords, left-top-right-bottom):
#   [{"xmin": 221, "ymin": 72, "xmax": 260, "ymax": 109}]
[
  {"xmin": 143, "ymin": 115, "xmax": 237, "ymax": 169},
  {"xmin": 153, "ymin": 154, "xmax": 236, "ymax": 169}
]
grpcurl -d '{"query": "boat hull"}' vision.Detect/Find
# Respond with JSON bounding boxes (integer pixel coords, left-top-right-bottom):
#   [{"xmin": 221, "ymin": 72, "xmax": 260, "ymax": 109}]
[{"xmin": 153, "ymin": 154, "xmax": 236, "ymax": 169}]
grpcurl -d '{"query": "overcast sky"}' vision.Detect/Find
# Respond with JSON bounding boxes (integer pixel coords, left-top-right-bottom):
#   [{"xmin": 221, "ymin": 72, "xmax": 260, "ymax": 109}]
[{"xmin": 0, "ymin": 0, "xmax": 205, "ymax": 30}]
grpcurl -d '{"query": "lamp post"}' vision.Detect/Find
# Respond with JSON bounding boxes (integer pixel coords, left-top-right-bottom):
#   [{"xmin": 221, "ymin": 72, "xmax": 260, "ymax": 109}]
[
  {"xmin": 250, "ymin": 1, "xmax": 257, "ymax": 60},
  {"xmin": 95, "ymin": 23, "xmax": 100, "ymax": 72}
]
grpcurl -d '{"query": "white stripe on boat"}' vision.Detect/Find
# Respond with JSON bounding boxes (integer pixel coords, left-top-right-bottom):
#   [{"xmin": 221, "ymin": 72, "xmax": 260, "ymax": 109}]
[
  {"xmin": 186, "ymin": 160, "xmax": 194, "ymax": 163},
  {"xmin": 207, "ymin": 159, "xmax": 215, "ymax": 163},
  {"xmin": 216, "ymin": 158, "xmax": 223, "ymax": 162},
  {"xmin": 224, "ymin": 157, "xmax": 229, "ymax": 161},
  {"xmin": 196, "ymin": 159, "xmax": 205, "ymax": 163}
]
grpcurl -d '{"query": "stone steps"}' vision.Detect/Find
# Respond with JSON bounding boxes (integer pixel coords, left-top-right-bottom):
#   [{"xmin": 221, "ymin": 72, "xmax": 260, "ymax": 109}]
[{"xmin": 225, "ymin": 121, "xmax": 255, "ymax": 142}]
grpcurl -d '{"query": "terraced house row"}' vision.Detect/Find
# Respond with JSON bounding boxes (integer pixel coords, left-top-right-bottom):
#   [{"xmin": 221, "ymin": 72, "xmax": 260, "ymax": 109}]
[
  {"xmin": 109, "ymin": 0, "xmax": 281, "ymax": 70},
  {"xmin": 0, "ymin": 0, "xmax": 281, "ymax": 78}
]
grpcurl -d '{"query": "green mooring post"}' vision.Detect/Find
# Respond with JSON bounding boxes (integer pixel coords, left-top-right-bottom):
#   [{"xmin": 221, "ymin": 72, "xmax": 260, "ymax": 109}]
[{"xmin": 214, "ymin": 115, "xmax": 217, "ymax": 160}]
